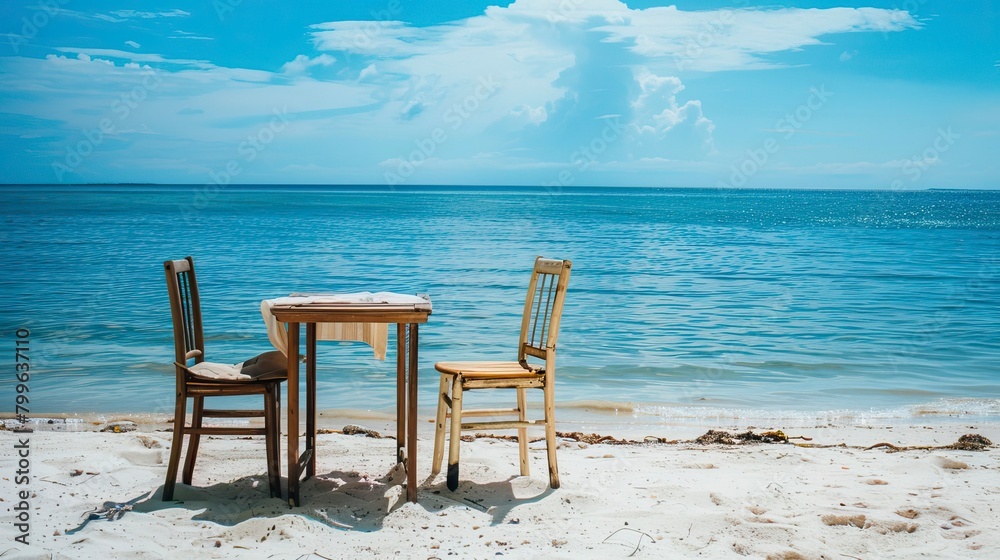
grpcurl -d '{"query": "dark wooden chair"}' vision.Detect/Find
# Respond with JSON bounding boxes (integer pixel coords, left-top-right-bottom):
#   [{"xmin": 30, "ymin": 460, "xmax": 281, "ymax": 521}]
[
  {"xmin": 432, "ymin": 257, "xmax": 572, "ymax": 490},
  {"xmin": 162, "ymin": 256, "xmax": 286, "ymax": 500}
]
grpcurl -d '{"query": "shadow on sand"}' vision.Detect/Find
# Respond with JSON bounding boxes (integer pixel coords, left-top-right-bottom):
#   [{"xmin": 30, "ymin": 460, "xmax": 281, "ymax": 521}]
[{"xmin": 88, "ymin": 465, "xmax": 558, "ymax": 533}]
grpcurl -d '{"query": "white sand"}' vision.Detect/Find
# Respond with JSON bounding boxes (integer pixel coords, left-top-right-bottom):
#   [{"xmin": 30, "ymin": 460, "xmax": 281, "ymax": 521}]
[{"xmin": 2, "ymin": 417, "xmax": 998, "ymax": 559}]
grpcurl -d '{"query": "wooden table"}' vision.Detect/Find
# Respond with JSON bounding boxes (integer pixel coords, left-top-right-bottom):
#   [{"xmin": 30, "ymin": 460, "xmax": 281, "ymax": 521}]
[{"xmin": 268, "ymin": 299, "xmax": 432, "ymax": 506}]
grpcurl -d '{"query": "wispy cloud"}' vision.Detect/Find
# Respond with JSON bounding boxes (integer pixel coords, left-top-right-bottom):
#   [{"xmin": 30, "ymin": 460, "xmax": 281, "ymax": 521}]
[
  {"xmin": 52, "ymin": 47, "xmax": 215, "ymax": 70},
  {"xmin": 60, "ymin": 8, "xmax": 190, "ymax": 24},
  {"xmin": 110, "ymin": 9, "xmax": 190, "ymax": 19},
  {"xmin": 598, "ymin": 6, "xmax": 920, "ymax": 71},
  {"xmin": 169, "ymin": 30, "xmax": 214, "ymax": 41}
]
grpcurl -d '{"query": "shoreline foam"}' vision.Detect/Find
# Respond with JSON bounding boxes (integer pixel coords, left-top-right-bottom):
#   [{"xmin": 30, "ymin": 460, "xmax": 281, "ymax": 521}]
[{"xmin": 6, "ymin": 395, "xmax": 1000, "ymax": 435}]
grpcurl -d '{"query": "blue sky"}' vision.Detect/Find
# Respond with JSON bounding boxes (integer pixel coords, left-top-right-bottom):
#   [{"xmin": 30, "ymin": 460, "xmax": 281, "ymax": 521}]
[{"xmin": 1, "ymin": 1, "xmax": 997, "ymax": 188}]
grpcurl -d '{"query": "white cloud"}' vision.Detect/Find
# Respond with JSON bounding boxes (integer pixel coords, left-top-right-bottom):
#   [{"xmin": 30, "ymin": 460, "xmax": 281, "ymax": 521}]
[
  {"xmin": 501, "ymin": 0, "xmax": 631, "ymax": 24},
  {"xmin": 633, "ymin": 69, "xmax": 683, "ymax": 110},
  {"xmin": 511, "ymin": 104, "xmax": 547, "ymax": 125},
  {"xmin": 399, "ymin": 99, "xmax": 426, "ymax": 120},
  {"xmin": 629, "ymin": 68, "xmax": 715, "ymax": 156},
  {"xmin": 0, "ymin": 0, "xmax": 924, "ymax": 184},
  {"xmin": 56, "ymin": 8, "xmax": 190, "ymax": 24},
  {"xmin": 91, "ymin": 13, "xmax": 126, "ymax": 23},
  {"xmin": 0, "ymin": 49, "xmax": 382, "ymax": 183},
  {"xmin": 358, "ymin": 63, "xmax": 378, "ymax": 81},
  {"xmin": 53, "ymin": 47, "xmax": 218, "ymax": 71},
  {"xmin": 764, "ymin": 157, "xmax": 945, "ymax": 177},
  {"xmin": 598, "ymin": 6, "xmax": 920, "ymax": 72},
  {"xmin": 310, "ymin": 21, "xmax": 425, "ymax": 57},
  {"xmin": 280, "ymin": 54, "xmax": 336, "ymax": 75},
  {"xmin": 603, "ymin": 157, "xmax": 718, "ymax": 172},
  {"xmin": 299, "ymin": 0, "xmax": 914, "ymax": 168},
  {"xmin": 170, "ymin": 31, "xmax": 214, "ymax": 41}
]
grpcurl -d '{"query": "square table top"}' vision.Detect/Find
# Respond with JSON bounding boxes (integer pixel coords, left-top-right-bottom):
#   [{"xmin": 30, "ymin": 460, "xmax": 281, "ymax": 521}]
[{"xmin": 267, "ymin": 294, "xmax": 432, "ymax": 324}]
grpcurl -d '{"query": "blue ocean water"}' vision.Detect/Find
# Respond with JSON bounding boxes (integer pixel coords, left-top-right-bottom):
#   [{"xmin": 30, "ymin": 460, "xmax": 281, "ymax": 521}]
[{"xmin": 2, "ymin": 186, "xmax": 999, "ymax": 425}]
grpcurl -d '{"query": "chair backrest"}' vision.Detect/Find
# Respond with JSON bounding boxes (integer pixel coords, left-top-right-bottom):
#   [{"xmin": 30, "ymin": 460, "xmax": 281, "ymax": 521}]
[
  {"xmin": 518, "ymin": 257, "xmax": 572, "ymax": 367},
  {"xmin": 164, "ymin": 256, "xmax": 205, "ymax": 366}
]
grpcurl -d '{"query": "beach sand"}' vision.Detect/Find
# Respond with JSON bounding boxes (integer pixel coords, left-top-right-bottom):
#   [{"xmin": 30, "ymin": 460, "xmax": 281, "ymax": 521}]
[{"xmin": 2, "ymin": 415, "xmax": 998, "ymax": 559}]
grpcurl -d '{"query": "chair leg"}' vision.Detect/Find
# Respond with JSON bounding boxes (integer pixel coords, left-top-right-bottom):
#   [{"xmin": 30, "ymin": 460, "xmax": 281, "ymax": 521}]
[
  {"xmin": 264, "ymin": 384, "xmax": 281, "ymax": 498},
  {"xmin": 273, "ymin": 383, "xmax": 281, "ymax": 481},
  {"xmin": 182, "ymin": 395, "xmax": 205, "ymax": 485},
  {"xmin": 516, "ymin": 387, "xmax": 530, "ymax": 477},
  {"xmin": 446, "ymin": 376, "xmax": 464, "ymax": 491},
  {"xmin": 431, "ymin": 374, "xmax": 450, "ymax": 476},
  {"xmin": 543, "ymin": 385, "xmax": 560, "ymax": 489},
  {"xmin": 163, "ymin": 392, "xmax": 187, "ymax": 500}
]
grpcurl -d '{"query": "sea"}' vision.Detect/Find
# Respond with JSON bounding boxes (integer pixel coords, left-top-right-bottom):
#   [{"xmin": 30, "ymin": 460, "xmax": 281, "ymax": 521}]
[{"xmin": 2, "ymin": 185, "xmax": 999, "ymax": 429}]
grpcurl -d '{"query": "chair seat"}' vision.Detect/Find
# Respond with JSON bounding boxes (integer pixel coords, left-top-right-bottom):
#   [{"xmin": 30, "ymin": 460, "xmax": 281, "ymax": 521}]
[{"xmin": 435, "ymin": 361, "xmax": 543, "ymax": 378}]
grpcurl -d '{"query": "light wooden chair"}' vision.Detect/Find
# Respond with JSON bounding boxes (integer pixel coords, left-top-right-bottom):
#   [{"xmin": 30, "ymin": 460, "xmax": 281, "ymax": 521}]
[
  {"xmin": 162, "ymin": 256, "xmax": 286, "ymax": 500},
  {"xmin": 432, "ymin": 257, "xmax": 572, "ymax": 490}
]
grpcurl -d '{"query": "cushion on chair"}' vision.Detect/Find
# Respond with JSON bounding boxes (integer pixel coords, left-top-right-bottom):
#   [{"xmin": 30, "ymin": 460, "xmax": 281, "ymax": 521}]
[
  {"xmin": 186, "ymin": 351, "xmax": 287, "ymax": 382},
  {"xmin": 188, "ymin": 361, "xmax": 252, "ymax": 381},
  {"xmin": 239, "ymin": 350, "xmax": 288, "ymax": 381},
  {"xmin": 434, "ymin": 361, "xmax": 543, "ymax": 378}
]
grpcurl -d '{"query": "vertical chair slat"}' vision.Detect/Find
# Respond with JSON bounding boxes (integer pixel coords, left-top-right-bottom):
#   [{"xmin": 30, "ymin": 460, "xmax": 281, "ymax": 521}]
[
  {"xmin": 179, "ymin": 271, "xmax": 195, "ymax": 357},
  {"xmin": 539, "ymin": 274, "xmax": 555, "ymax": 348}
]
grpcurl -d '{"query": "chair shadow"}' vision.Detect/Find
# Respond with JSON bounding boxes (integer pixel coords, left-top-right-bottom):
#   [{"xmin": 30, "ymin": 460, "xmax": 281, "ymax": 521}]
[
  {"xmin": 77, "ymin": 467, "xmax": 556, "ymax": 534},
  {"xmin": 419, "ymin": 473, "xmax": 557, "ymax": 526}
]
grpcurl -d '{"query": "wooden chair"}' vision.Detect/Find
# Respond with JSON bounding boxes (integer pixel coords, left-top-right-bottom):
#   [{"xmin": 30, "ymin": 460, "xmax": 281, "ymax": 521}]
[
  {"xmin": 162, "ymin": 256, "xmax": 286, "ymax": 500},
  {"xmin": 432, "ymin": 257, "xmax": 572, "ymax": 490}
]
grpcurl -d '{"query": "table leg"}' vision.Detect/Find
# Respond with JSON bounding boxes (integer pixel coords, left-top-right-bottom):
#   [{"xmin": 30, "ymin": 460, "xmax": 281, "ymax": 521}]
[
  {"xmin": 407, "ymin": 323, "xmax": 419, "ymax": 503},
  {"xmin": 286, "ymin": 322, "xmax": 300, "ymax": 507},
  {"xmin": 306, "ymin": 323, "xmax": 317, "ymax": 479},
  {"xmin": 396, "ymin": 324, "xmax": 406, "ymax": 465}
]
